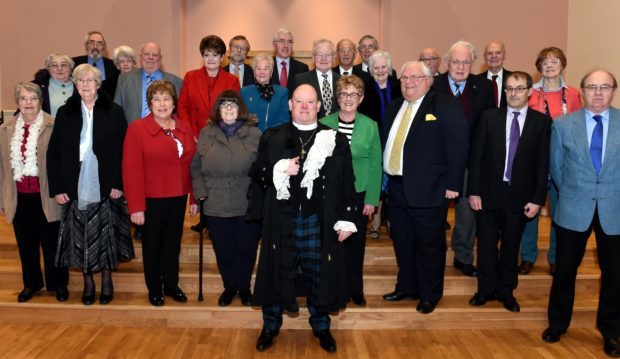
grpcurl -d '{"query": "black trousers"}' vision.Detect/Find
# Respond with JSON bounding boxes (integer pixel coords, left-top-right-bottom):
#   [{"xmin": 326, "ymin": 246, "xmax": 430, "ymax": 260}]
[
  {"xmin": 141, "ymin": 196, "xmax": 186, "ymax": 294},
  {"xmin": 475, "ymin": 183, "xmax": 526, "ymax": 297},
  {"xmin": 348, "ymin": 191, "xmax": 368, "ymax": 297},
  {"xmin": 205, "ymin": 215, "xmax": 261, "ymax": 291},
  {"xmin": 386, "ymin": 178, "xmax": 448, "ymax": 303},
  {"xmin": 13, "ymin": 193, "xmax": 68, "ymax": 291},
  {"xmin": 548, "ymin": 210, "xmax": 620, "ymax": 338}
]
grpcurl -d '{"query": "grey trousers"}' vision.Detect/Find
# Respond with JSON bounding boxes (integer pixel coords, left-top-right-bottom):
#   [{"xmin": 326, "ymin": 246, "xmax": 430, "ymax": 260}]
[{"xmin": 451, "ymin": 170, "xmax": 476, "ymax": 264}]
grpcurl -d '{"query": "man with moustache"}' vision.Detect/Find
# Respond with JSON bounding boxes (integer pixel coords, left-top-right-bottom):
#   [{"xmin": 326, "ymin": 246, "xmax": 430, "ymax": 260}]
[
  {"xmin": 474, "ymin": 41, "xmax": 512, "ymax": 108},
  {"xmin": 271, "ymin": 28, "xmax": 309, "ymax": 94},
  {"xmin": 73, "ymin": 31, "xmax": 120, "ymax": 97},
  {"xmin": 542, "ymin": 69, "xmax": 620, "ymax": 357},
  {"xmin": 381, "ymin": 61, "xmax": 468, "ymax": 314},
  {"xmin": 419, "ymin": 47, "xmax": 442, "ymax": 76},
  {"xmin": 114, "ymin": 42, "xmax": 182, "ymax": 123},
  {"xmin": 467, "ymin": 71, "xmax": 551, "ymax": 313},
  {"xmin": 249, "ymin": 84, "xmax": 357, "ymax": 353},
  {"xmin": 223, "ymin": 35, "xmax": 254, "ymax": 87}
]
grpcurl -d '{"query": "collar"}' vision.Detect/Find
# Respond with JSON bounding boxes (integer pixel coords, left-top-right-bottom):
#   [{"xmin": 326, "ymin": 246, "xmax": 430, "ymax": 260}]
[
  {"xmin": 142, "ymin": 69, "xmax": 162, "ymax": 79},
  {"xmin": 507, "ymin": 105, "xmax": 528, "ymax": 117},
  {"xmin": 448, "ymin": 74, "xmax": 467, "ymax": 88},
  {"xmin": 532, "ymin": 77, "xmax": 569, "ymax": 90},
  {"xmin": 143, "ymin": 113, "xmax": 186, "ymax": 136},
  {"xmin": 292, "ymin": 122, "xmax": 318, "ymax": 130},
  {"xmin": 487, "ymin": 68, "xmax": 504, "ymax": 78},
  {"xmin": 585, "ymin": 108, "xmax": 610, "ymax": 119},
  {"xmin": 276, "ymin": 56, "xmax": 290, "ymax": 66},
  {"xmin": 316, "ymin": 69, "xmax": 332, "ymax": 77},
  {"xmin": 49, "ymin": 78, "xmax": 72, "ymax": 86}
]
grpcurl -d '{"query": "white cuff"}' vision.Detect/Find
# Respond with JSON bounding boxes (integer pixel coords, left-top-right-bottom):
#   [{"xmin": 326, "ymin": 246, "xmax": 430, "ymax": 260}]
[
  {"xmin": 273, "ymin": 159, "xmax": 291, "ymax": 200},
  {"xmin": 333, "ymin": 220, "xmax": 357, "ymax": 233}
]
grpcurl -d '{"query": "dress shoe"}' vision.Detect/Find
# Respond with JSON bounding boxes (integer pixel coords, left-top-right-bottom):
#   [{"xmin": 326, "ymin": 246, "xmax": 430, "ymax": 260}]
[
  {"xmin": 498, "ymin": 294, "xmax": 520, "ymax": 312},
  {"xmin": 191, "ymin": 222, "xmax": 206, "ymax": 233},
  {"xmin": 454, "ymin": 258, "xmax": 477, "ymax": 277},
  {"xmin": 218, "ymin": 288, "xmax": 237, "ymax": 306},
  {"xmin": 469, "ymin": 292, "xmax": 496, "ymax": 306},
  {"xmin": 518, "ymin": 261, "xmax": 534, "ymax": 275},
  {"xmin": 351, "ymin": 293, "xmax": 367, "ymax": 306},
  {"xmin": 382, "ymin": 291, "xmax": 409, "ymax": 301},
  {"xmin": 604, "ymin": 337, "xmax": 620, "ymax": 357},
  {"xmin": 549, "ymin": 264, "xmax": 557, "ymax": 275},
  {"xmin": 542, "ymin": 327, "xmax": 566, "ymax": 343},
  {"xmin": 17, "ymin": 288, "xmax": 38, "ymax": 303},
  {"xmin": 416, "ymin": 300, "xmax": 437, "ymax": 314},
  {"xmin": 314, "ymin": 330, "xmax": 337, "ymax": 353},
  {"xmin": 149, "ymin": 293, "xmax": 165, "ymax": 306},
  {"xmin": 256, "ymin": 328, "xmax": 278, "ymax": 352},
  {"xmin": 133, "ymin": 226, "xmax": 142, "ymax": 240},
  {"xmin": 99, "ymin": 292, "xmax": 114, "ymax": 305},
  {"xmin": 82, "ymin": 291, "xmax": 96, "ymax": 305},
  {"xmin": 239, "ymin": 289, "xmax": 252, "ymax": 306},
  {"xmin": 164, "ymin": 287, "xmax": 188, "ymax": 302},
  {"xmin": 55, "ymin": 286, "xmax": 69, "ymax": 302}
]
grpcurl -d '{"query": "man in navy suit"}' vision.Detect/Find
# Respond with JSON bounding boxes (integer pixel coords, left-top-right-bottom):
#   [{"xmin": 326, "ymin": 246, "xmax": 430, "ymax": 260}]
[
  {"xmin": 542, "ymin": 69, "xmax": 620, "ymax": 357},
  {"xmin": 271, "ymin": 28, "xmax": 309, "ymax": 95},
  {"xmin": 73, "ymin": 31, "xmax": 120, "ymax": 98},
  {"xmin": 474, "ymin": 41, "xmax": 512, "ymax": 108},
  {"xmin": 381, "ymin": 61, "xmax": 468, "ymax": 314},
  {"xmin": 223, "ymin": 35, "xmax": 255, "ymax": 87},
  {"xmin": 467, "ymin": 71, "xmax": 551, "ymax": 312}
]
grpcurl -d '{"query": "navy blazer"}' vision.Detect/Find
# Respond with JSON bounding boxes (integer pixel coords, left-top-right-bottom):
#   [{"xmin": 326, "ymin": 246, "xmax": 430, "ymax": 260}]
[
  {"xmin": 271, "ymin": 57, "xmax": 309, "ymax": 95},
  {"xmin": 473, "ymin": 69, "xmax": 513, "ymax": 108}
]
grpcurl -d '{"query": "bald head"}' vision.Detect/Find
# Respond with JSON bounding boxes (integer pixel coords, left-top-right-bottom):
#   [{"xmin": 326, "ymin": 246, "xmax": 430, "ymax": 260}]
[
  {"xmin": 140, "ymin": 42, "xmax": 162, "ymax": 74},
  {"xmin": 289, "ymin": 84, "xmax": 321, "ymax": 125},
  {"xmin": 483, "ymin": 41, "xmax": 506, "ymax": 74},
  {"xmin": 419, "ymin": 47, "xmax": 441, "ymax": 75}
]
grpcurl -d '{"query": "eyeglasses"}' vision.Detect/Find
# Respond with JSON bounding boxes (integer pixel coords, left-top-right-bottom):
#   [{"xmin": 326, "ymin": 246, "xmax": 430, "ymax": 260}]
[
  {"xmin": 420, "ymin": 57, "xmax": 440, "ymax": 62},
  {"xmin": 219, "ymin": 102, "xmax": 239, "ymax": 109},
  {"xmin": 338, "ymin": 92, "xmax": 361, "ymax": 100},
  {"xmin": 87, "ymin": 40, "xmax": 105, "ymax": 48},
  {"xmin": 449, "ymin": 59, "xmax": 472, "ymax": 67},
  {"xmin": 275, "ymin": 39, "xmax": 294, "ymax": 45},
  {"xmin": 400, "ymin": 74, "xmax": 429, "ymax": 83},
  {"xmin": 504, "ymin": 87, "xmax": 529, "ymax": 94},
  {"xmin": 542, "ymin": 59, "xmax": 561, "ymax": 66},
  {"xmin": 18, "ymin": 96, "xmax": 39, "ymax": 102},
  {"xmin": 49, "ymin": 63, "xmax": 70, "ymax": 70},
  {"xmin": 583, "ymin": 84, "xmax": 615, "ymax": 93},
  {"xmin": 231, "ymin": 45, "xmax": 248, "ymax": 52},
  {"xmin": 77, "ymin": 78, "xmax": 97, "ymax": 84},
  {"xmin": 358, "ymin": 45, "xmax": 377, "ymax": 51},
  {"xmin": 314, "ymin": 52, "xmax": 333, "ymax": 58}
]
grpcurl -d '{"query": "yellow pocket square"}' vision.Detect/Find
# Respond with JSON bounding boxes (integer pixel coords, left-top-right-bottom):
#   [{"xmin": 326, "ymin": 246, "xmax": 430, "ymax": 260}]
[{"xmin": 425, "ymin": 114, "xmax": 437, "ymax": 121}]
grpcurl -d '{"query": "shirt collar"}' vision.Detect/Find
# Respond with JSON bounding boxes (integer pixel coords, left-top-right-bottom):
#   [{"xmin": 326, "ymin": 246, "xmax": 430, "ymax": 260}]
[
  {"xmin": 532, "ymin": 77, "xmax": 569, "ymax": 90},
  {"xmin": 585, "ymin": 108, "xmax": 610, "ymax": 120}
]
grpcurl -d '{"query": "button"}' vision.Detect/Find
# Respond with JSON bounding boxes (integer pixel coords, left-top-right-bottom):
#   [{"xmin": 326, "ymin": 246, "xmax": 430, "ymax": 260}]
[{"xmin": 346, "ymin": 206, "xmax": 351, "ymax": 211}]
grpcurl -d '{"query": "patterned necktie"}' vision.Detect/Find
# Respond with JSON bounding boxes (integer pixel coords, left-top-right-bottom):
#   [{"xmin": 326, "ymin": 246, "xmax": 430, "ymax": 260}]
[
  {"xmin": 388, "ymin": 102, "xmax": 414, "ymax": 174},
  {"xmin": 492, "ymin": 75, "xmax": 499, "ymax": 107},
  {"xmin": 322, "ymin": 73, "xmax": 332, "ymax": 114},
  {"xmin": 143, "ymin": 75, "xmax": 154, "ymax": 115},
  {"xmin": 505, "ymin": 111, "xmax": 521, "ymax": 183},
  {"xmin": 454, "ymin": 82, "xmax": 462, "ymax": 97},
  {"xmin": 590, "ymin": 115, "xmax": 603, "ymax": 173},
  {"xmin": 280, "ymin": 61, "xmax": 288, "ymax": 88}
]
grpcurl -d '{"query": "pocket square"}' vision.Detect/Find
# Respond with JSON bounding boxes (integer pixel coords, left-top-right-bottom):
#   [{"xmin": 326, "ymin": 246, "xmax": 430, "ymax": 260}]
[{"xmin": 425, "ymin": 114, "xmax": 437, "ymax": 121}]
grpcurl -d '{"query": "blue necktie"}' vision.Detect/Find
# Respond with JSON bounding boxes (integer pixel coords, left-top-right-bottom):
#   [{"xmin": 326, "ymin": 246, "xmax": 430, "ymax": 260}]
[
  {"xmin": 454, "ymin": 83, "xmax": 462, "ymax": 97},
  {"xmin": 505, "ymin": 111, "xmax": 520, "ymax": 183},
  {"xmin": 590, "ymin": 115, "xmax": 603, "ymax": 173}
]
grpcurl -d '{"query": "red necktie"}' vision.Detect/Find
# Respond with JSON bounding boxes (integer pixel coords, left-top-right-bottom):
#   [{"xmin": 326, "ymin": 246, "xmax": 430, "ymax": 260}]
[
  {"xmin": 492, "ymin": 75, "xmax": 499, "ymax": 108},
  {"xmin": 280, "ymin": 61, "xmax": 288, "ymax": 88}
]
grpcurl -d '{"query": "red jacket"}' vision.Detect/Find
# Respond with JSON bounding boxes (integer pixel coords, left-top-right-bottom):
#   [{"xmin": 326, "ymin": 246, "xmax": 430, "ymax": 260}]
[
  {"xmin": 177, "ymin": 67, "xmax": 240, "ymax": 138},
  {"xmin": 122, "ymin": 114, "xmax": 196, "ymax": 213}
]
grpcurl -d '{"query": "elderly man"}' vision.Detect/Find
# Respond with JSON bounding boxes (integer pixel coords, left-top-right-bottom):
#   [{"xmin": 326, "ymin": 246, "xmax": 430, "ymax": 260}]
[
  {"xmin": 434, "ymin": 40, "xmax": 494, "ymax": 277},
  {"xmin": 542, "ymin": 69, "xmax": 620, "ymax": 357},
  {"xmin": 381, "ymin": 61, "xmax": 469, "ymax": 314},
  {"xmin": 333, "ymin": 39, "xmax": 369, "ymax": 80},
  {"xmin": 290, "ymin": 39, "xmax": 340, "ymax": 118},
  {"xmin": 419, "ymin": 47, "xmax": 442, "ymax": 76},
  {"xmin": 73, "ymin": 31, "xmax": 120, "ymax": 97},
  {"xmin": 467, "ymin": 71, "xmax": 551, "ymax": 312},
  {"xmin": 271, "ymin": 28, "xmax": 309, "ymax": 94},
  {"xmin": 223, "ymin": 35, "xmax": 254, "ymax": 87},
  {"xmin": 474, "ymin": 41, "xmax": 512, "ymax": 108},
  {"xmin": 114, "ymin": 42, "xmax": 183, "ymax": 123},
  {"xmin": 249, "ymin": 84, "xmax": 357, "ymax": 353}
]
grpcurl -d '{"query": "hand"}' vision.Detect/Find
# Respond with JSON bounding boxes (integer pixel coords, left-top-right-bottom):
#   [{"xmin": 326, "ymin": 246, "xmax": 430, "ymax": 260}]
[
  {"xmin": 362, "ymin": 204, "xmax": 376, "ymax": 216},
  {"xmin": 445, "ymin": 190, "xmax": 459, "ymax": 199},
  {"xmin": 130, "ymin": 211, "xmax": 145, "ymax": 225},
  {"xmin": 189, "ymin": 204, "xmax": 199, "ymax": 216},
  {"xmin": 337, "ymin": 230, "xmax": 353, "ymax": 242},
  {"xmin": 54, "ymin": 193, "xmax": 70, "ymax": 205},
  {"xmin": 287, "ymin": 156, "xmax": 300, "ymax": 176},
  {"xmin": 524, "ymin": 203, "xmax": 541, "ymax": 219},
  {"xmin": 469, "ymin": 195, "xmax": 483, "ymax": 211},
  {"xmin": 110, "ymin": 188, "xmax": 123, "ymax": 199}
]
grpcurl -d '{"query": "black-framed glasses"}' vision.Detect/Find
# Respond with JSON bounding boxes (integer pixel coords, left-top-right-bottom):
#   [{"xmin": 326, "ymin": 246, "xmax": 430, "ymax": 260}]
[
  {"xmin": 338, "ymin": 92, "xmax": 361, "ymax": 100},
  {"xmin": 219, "ymin": 101, "xmax": 239, "ymax": 109},
  {"xmin": 504, "ymin": 87, "xmax": 529, "ymax": 94}
]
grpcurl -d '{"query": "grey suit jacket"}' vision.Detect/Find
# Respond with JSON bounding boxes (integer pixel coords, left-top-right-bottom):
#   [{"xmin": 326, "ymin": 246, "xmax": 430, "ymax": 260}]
[
  {"xmin": 114, "ymin": 69, "xmax": 183, "ymax": 123},
  {"xmin": 550, "ymin": 107, "xmax": 620, "ymax": 234}
]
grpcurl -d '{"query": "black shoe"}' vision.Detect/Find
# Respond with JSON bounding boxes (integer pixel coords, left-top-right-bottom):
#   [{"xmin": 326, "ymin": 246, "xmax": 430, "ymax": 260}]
[
  {"xmin": 469, "ymin": 292, "xmax": 496, "ymax": 306},
  {"xmin": 416, "ymin": 300, "xmax": 437, "ymax": 314},
  {"xmin": 99, "ymin": 292, "xmax": 114, "ymax": 305},
  {"xmin": 549, "ymin": 264, "xmax": 557, "ymax": 275},
  {"xmin": 352, "ymin": 293, "xmax": 367, "ymax": 306},
  {"xmin": 498, "ymin": 294, "xmax": 520, "ymax": 312},
  {"xmin": 453, "ymin": 258, "xmax": 477, "ymax": 277},
  {"xmin": 17, "ymin": 288, "xmax": 38, "ymax": 303},
  {"xmin": 82, "ymin": 290, "xmax": 95, "ymax": 305},
  {"xmin": 518, "ymin": 261, "xmax": 534, "ymax": 275},
  {"xmin": 164, "ymin": 287, "xmax": 188, "ymax": 302},
  {"xmin": 542, "ymin": 327, "xmax": 566, "ymax": 343},
  {"xmin": 604, "ymin": 337, "xmax": 620, "ymax": 357},
  {"xmin": 55, "ymin": 286, "xmax": 69, "ymax": 302},
  {"xmin": 314, "ymin": 330, "xmax": 337, "ymax": 353},
  {"xmin": 133, "ymin": 226, "xmax": 142, "ymax": 240},
  {"xmin": 149, "ymin": 292, "xmax": 165, "ymax": 306},
  {"xmin": 382, "ymin": 291, "xmax": 411, "ymax": 301},
  {"xmin": 191, "ymin": 222, "xmax": 206, "ymax": 233},
  {"xmin": 239, "ymin": 289, "xmax": 252, "ymax": 306},
  {"xmin": 218, "ymin": 289, "xmax": 237, "ymax": 306},
  {"xmin": 256, "ymin": 328, "xmax": 278, "ymax": 352}
]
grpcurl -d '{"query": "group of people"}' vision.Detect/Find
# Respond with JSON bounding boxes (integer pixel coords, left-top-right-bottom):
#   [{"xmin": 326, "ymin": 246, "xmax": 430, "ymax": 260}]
[{"xmin": 0, "ymin": 27, "xmax": 618, "ymax": 357}]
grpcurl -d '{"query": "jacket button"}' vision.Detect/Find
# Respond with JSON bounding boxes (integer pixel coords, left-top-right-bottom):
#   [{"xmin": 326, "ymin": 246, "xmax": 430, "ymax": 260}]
[{"xmin": 347, "ymin": 206, "xmax": 351, "ymax": 211}]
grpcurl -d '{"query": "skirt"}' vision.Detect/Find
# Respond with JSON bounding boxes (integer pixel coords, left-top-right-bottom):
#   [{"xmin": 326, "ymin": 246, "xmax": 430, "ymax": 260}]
[{"xmin": 55, "ymin": 197, "xmax": 134, "ymax": 272}]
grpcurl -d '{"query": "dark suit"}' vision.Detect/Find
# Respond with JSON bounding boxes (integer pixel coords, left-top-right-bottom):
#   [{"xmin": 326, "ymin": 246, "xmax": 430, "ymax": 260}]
[
  {"xmin": 433, "ymin": 73, "xmax": 494, "ymax": 265},
  {"xmin": 382, "ymin": 91, "xmax": 468, "ymax": 303},
  {"xmin": 468, "ymin": 107, "xmax": 551, "ymax": 296},
  {"xmin": 353, "ymin": 63, "xmax": 398, "ymax": 78},
  {"xmin": 473, "ymin": 69, "xmax": 513, "ymax": 108},
  {"xmin": 290, "ymin": 70, "xmax": 340, "ymax": 118},
  {"xmin": 332, "ymin": 65, "xmax": 372, "ymax": 82},
  {"xmin": 358, "ymin": 76, "xmax": 401, "ymax": 126},
  {"xmin": 223, "ymin": 63, "xmax": 255, "ymax": 87},
  {"xmin": 72, "ymin": 55, "xmax": 119, "ymax": 98},
  {"xmin": 271, "ymin": 57, "xmax": 309, "ymax": 95}
]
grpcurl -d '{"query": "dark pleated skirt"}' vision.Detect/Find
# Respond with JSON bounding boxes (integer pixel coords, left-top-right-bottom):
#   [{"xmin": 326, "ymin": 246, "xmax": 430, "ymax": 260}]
[{"xmin": 55, "ymin": 197, "xmax": 134, "ymax": 272}]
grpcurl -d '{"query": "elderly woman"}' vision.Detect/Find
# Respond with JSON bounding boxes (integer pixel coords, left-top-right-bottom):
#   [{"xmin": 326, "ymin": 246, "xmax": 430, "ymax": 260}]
[
  {"xmin": 191, "ymin": 90, "xmax": 261, "ymax": 306},
  {"xmin": 320, "ymin": 75, "xmax": 382, "ymax": 306},
  {"xmin": 32, "ymin": 53, "xmax": 75, "ymax": 116},
  {"xmin": 240, "ymin": 53, "xmax": 290, "ymax": 131},
  {"xmin": 358, "ymin": 50, "xmax": 401, "ymax": 239},
  {"xmin": 47, "ymin": 64, "xmax": 134, "ymax": 306},
  {"xmin": 112, "ymin": 46, "xmax": 137, "ymax": 73},
  {"xmin": 519, "ymin": 47, "xmax": 583, "ymax": 276},
  {"xmin": 123, "ymin": 80, "xmax": 197, "ymax": 307},
  {"xmin": 0, "ymin": 83, "xmax": 69, "ymax": 303}
]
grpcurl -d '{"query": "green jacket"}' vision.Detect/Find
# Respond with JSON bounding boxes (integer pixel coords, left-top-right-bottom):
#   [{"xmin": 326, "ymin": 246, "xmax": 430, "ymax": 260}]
[{"xmin": 320, "ymin": 112, "xmax": 382, "ymax": 206}]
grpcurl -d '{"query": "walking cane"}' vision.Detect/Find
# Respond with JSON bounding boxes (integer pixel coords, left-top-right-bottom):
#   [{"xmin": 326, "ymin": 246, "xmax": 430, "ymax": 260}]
[{"xmin": 198, "ymin": 198, "xmax": 205, "ymax": 302}]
